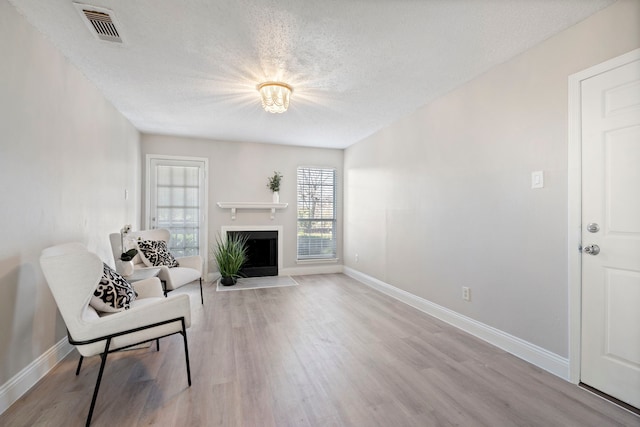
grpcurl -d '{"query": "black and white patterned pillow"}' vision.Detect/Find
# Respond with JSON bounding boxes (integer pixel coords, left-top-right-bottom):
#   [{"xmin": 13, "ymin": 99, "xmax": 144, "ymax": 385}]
[
  {"xmin": 90, "ymin": 263, "xmax": 137, "ymax": 313},
  {"xmin": 137, "ymin": 240, "xmax": 179, "ymax": 268}
]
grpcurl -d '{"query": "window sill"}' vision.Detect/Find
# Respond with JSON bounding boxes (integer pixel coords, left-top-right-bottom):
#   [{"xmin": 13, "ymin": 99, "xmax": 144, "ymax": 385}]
[{"xmin": 296, "ymin": 258, "xmax": 339, "ymax": 265}]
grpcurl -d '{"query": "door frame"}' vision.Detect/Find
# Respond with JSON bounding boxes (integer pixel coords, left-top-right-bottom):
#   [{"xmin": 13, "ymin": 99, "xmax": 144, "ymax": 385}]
[
  {"xmin": 567, "ymin": 48, "xmax": 640, "ymax": 384},
  {"xmin": 145, "ymin": 154, "xmax": 209, "ymax": 272}
]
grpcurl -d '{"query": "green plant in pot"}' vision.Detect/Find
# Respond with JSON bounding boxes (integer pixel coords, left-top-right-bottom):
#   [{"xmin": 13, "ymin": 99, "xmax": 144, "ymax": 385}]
[
  {"xmin": 267, "ymin": 171, "xmax": 282, "ymax": 193},
  {"xmin": 213, "ymin": 233, "xmax": 248, "ymax": 286},
  {"xmin": 267, "ymin": 171, "xmax": 283, "ymax": 203}
]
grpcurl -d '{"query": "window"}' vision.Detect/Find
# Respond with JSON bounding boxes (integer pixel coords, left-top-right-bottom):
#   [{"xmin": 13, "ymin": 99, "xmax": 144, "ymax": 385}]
[
  {"xmin": 297, "ymin": 167, "xmax": 336, "ymax": 260},
  {"xmin": 147, "ymin": 156, "xmax": 207, "ymax": 258}
]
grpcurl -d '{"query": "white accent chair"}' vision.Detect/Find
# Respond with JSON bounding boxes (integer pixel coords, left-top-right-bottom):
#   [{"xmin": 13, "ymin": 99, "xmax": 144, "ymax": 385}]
[
  {"xmin": 109, "ymin": 228, "xmax": 204, "ymax": 304},
  {"xmin": 40, "ymin": 242, "xmax": 192, "ymax": 427}
]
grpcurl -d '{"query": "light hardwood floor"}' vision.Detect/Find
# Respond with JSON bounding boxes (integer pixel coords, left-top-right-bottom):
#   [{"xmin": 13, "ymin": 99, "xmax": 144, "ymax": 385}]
[{"xmin": 1, "ymin": 274, "xmax": 638, "ymax": 426}]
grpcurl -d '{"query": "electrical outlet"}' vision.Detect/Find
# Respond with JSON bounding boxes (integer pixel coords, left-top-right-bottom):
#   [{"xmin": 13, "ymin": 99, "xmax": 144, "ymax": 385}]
[
  {"xmin": 355, "ymin": 253, "xmax": 359, "ymax": 263},
  {"xmin": 462, "ymin": 287, "xmax": 471, "ymax": 301}
]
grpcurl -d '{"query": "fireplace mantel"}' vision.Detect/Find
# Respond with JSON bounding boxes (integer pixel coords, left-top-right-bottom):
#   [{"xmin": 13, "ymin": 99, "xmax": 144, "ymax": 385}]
[{"xmin": 217, "ymin": 202, "xmax": 288, "ymax": 220}]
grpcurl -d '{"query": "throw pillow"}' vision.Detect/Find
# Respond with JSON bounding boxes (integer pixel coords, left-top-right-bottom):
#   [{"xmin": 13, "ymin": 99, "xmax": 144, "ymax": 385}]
[
  {"xmin": 137, "ymin": 239, "xmax": 179, "ymax": 268},
  {"xmin": 90, "ymin": 263, "xmax": 137, "ymax": 313}
]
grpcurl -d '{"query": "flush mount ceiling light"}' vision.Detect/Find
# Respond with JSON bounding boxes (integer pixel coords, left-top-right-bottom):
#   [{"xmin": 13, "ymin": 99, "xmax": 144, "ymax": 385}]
[{"xmin": 257, "ymin": 82, "xmax": 293, "ymax": 114}]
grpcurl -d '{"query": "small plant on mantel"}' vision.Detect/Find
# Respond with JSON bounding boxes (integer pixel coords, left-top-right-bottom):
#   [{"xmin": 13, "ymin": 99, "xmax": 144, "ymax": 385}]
[
  {"xmin": 212, "ymin": 233, "xmax": 248, "ymax": 286},
  {"xmin": 267, "ymin": 171, "xmax": 283, "ymax": 193}
]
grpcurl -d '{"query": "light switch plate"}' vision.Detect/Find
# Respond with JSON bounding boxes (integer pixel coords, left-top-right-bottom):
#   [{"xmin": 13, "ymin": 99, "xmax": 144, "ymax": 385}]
[{"xmin": 531, "ymin": 171, "xmax": 544, "ymax": 189}]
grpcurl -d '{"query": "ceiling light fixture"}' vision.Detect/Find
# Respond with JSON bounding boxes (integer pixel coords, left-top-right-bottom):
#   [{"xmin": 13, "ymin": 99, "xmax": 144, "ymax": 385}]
[{"xmin": 257, "ymin": 82, "xmax": 293, "ymax": 113}]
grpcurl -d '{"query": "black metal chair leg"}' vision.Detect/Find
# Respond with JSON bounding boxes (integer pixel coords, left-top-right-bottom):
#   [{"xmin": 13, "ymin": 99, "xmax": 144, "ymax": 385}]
[
  {"xmin": 85, "ymin": 338, "xmax": 111, "ymax": 427},
  {"xmin": 161, "ymin": 280, "xmax": 168, "ymax": 297},
  {"xmin": 199, "ymin": 277, "xmax": 203, "ymax": 305},
  {"xmin": 75, "ymin": 355, "xmax": 84, "ymax": 376},
  {"xmin": 156, "ymin": 339, "xmax": 160, "ymax": 351},
  {"xmin": 181, "ymin": 319, "xmax": 192, "ymax": 387}
]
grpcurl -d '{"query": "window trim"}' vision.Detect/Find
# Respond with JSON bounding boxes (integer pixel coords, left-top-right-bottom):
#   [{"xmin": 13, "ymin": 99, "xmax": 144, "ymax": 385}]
[
  {"xmin": 296, "ymin": 166, "xmax": 337, "ymax": 261},
  {"xmin": 145, "ymin": 154, "xmax": 208, "ymax": 270}
]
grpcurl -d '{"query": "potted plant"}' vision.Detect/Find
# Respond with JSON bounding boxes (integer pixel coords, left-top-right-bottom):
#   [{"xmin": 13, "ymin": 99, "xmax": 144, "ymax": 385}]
[
  {"xmin": 120, "ymin": 248, "xmax": 138, "ymax": 261},
  {"xmin": 118, "ymin": 225, "xmax": 137, "ymax": 276},
  {"xmin": 212, "ymin": 233, "xmax": 248, "ymax": 286},
  {"xmin": 267, "ymin": 171, "xmax": 283, "ymax": 203}
]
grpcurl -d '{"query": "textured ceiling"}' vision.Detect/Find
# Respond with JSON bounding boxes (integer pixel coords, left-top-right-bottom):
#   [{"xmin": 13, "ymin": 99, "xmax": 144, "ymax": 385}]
[{"xmin": 9, "ymin": 0, "xmax": 614, "ymax": 149}]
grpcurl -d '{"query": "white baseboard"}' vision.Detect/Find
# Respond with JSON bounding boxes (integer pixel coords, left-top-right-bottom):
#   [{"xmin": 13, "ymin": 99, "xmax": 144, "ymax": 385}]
[
  {"xmin": 0, "ymin": 337, "xmax": 74, "ymax": 415},
  {"xmin": 343, "ymin": 267, "xmax": 570, "ymax": 380}
]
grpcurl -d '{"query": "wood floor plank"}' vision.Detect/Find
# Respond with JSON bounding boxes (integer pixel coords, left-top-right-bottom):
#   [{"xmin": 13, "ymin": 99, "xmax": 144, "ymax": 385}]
[{"xmin": 1, "ymin": 274, "xmax": 639, "ymax": 426}]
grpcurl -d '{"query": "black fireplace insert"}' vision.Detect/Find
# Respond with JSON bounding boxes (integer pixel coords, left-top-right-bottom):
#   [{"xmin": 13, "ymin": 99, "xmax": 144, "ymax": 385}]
[{"xmin": 227, "ymin": 230, "xmax": 278, "ymax": 277}]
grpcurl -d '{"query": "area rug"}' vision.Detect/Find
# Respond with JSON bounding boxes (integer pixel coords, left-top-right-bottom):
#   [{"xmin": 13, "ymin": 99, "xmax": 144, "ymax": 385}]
[{"xmin": 216, "ymin": 275, "xmax": 299, "ymax": 291}]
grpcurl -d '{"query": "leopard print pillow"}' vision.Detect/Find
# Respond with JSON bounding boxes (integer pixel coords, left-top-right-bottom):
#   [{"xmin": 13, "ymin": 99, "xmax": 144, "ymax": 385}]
[
  {"xmin": 137, "ymin": 239, "xmax": 179, "ymax": 268},
  {"xmin": 90, "ymin": 263, "xmax": 137, "ymax": 313}
]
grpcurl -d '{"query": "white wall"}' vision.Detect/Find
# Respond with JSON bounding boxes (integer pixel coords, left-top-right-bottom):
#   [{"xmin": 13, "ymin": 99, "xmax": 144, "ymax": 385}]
[
  {"xmin": 2, "ymin": 0, "xmax": 637, "ymax": 410},
  {"xmin": 141, "ymin": 134, "xmax": 343, "ymax": 275},
  {"xmin": 344, "ymin": 0, "xmax": 640, "ymax": 358},
  {"xmin": 0, "ymin": 0, "xmax": 141, "ymax": 404}
]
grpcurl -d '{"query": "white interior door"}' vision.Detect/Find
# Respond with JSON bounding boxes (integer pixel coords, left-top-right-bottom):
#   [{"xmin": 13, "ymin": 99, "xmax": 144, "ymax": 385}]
[
  {"xmin": 147, "ymin": 156, "xmax": 208, "ymax": 259},
  {"xmin": 580, "ymin": 55, "xmax": 640, "ymax": 408}
]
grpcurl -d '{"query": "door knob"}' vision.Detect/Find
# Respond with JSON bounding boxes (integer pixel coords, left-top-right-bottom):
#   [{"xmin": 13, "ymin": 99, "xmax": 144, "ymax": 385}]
[
  {"xmin": 586, "ymin": 223, "xmax": 600, "ymax": 233},
  {"xmin": 583, "ymin": 244, "xmax": 600, "ymax": 255}
]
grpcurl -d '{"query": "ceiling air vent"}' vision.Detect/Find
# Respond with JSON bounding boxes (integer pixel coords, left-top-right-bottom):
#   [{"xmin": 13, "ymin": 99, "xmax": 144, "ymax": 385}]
[{"xmin": 74, "ymin": 3, "xmax": 124, "ymax": 43}]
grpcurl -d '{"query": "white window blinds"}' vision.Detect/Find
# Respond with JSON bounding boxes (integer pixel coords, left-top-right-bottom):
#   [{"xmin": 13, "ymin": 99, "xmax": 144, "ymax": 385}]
[{"xmin": 297, "ymin": 167, "xmax": 336, "ymax": 260}]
